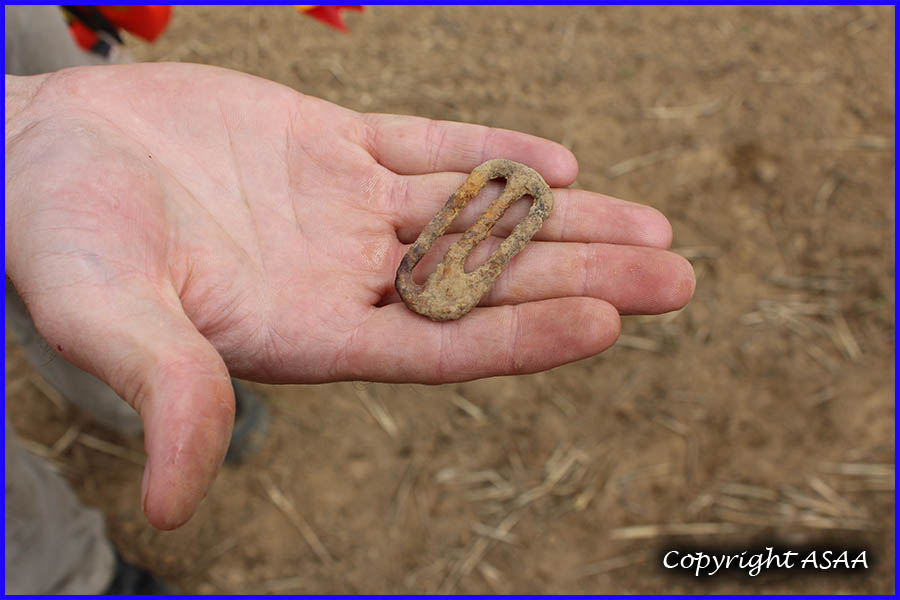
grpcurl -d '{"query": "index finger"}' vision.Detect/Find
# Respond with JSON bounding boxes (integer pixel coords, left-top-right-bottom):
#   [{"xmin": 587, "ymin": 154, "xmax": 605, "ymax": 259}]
[{"xmin": 360, "ymin": 113, "xmax": 578, "ymax": 187}]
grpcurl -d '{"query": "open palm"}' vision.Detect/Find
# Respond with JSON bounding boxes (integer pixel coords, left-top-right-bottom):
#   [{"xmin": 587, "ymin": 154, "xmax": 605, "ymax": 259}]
[{"xmin": 5, "ymin": 63, "xmax": 694, "ymax": 528}]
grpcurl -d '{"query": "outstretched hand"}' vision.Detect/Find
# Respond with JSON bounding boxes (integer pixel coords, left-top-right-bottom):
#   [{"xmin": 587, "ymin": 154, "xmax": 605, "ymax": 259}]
[{"xmin": 5, "ymin": 63, "xmax": 694, "ymax": 529}]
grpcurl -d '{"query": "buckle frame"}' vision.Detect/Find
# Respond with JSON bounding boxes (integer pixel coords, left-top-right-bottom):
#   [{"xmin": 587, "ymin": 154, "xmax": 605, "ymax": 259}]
[{"xmin": 395, "ymin": 159, "xmax": 554, "ymax": 321}]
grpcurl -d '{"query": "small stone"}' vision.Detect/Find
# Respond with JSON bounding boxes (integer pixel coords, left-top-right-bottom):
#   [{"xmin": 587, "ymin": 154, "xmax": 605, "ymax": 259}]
[{"xmin": 753, "ymin": 159, "xmax": 778, "ymax": 184}]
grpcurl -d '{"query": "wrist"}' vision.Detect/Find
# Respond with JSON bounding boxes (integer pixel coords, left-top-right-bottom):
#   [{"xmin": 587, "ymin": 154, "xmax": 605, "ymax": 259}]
[{"xmin": 5, "ymin": 74, "xmax": 48, "ymax": 136}]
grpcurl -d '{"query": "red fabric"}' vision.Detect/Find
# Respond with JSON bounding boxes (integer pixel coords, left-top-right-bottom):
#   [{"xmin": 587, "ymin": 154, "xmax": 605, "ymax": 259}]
[
  {"xmin": 94, "ymin": 5, "xmax": 172, "ymax": 41},
  {"xmin": 69, "ymin": 19, "xmax": 99, "ymax": 51},
  {"xmin": 303, "ymin": 5, "xmax": 363, "ymax": 32}
]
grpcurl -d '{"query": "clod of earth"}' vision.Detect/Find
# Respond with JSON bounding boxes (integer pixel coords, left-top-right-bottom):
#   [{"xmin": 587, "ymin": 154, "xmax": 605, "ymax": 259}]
[{"xmin": 395, "ymin": 159, "xmax": 554, "ymax": 321}]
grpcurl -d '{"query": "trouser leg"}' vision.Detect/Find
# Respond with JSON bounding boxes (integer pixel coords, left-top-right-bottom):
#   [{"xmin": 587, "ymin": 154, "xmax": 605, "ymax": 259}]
[
  {"xmin": 4, "ymin": 419, "xmax": 115, "ymax": 594},
  {"xmin": 5, "ymin": 283, "xmax": 127, "ymax": 593}
]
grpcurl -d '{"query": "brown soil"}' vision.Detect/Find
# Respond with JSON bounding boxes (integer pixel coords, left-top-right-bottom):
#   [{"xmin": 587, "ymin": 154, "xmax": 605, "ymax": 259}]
[{"xmin": 6, "ymin": 5, "xmax": 894, "ymax": 594}]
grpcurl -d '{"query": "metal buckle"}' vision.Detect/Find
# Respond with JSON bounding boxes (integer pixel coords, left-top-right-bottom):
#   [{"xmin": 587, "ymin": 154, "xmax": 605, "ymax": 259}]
[{"xmin": 395, "ymin": 159, "xmax": 554, "ymax": 321}]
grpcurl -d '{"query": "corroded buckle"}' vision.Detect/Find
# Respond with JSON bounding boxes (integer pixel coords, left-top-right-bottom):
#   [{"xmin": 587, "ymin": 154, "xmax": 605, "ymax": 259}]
[{"xmin": 395, "ymin": 159, "xmax": 554, "ymax": 321}]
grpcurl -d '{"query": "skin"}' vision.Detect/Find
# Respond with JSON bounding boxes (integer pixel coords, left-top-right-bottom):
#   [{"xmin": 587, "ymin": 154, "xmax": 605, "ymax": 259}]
[{"xmin": 4, "ymin": 63, "xmax": 695, "ymax": 530}]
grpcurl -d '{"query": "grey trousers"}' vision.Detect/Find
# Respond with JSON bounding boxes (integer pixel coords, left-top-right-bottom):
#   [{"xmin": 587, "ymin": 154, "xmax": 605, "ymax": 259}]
[{"xmin": 5, "ymin": 5, "xmax": 135, "ymax": 594}]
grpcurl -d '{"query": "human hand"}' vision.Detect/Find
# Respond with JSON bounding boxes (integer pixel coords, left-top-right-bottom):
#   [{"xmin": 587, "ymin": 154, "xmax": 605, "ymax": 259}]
[{"xmin": 5, "ymin": 63, "xmax": 694, "ymax": 529}]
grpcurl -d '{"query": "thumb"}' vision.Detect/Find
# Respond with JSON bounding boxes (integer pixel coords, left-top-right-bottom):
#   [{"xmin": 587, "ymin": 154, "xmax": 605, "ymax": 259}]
[{"xmin": 23, "ymin": 280, "xmax": 235, "ymax": 530}]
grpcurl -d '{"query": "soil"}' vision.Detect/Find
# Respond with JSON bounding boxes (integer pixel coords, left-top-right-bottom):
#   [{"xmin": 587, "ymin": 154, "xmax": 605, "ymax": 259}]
[{"xmin": 6, "ymin": 5, "xmax": 895, "ymax": 594}]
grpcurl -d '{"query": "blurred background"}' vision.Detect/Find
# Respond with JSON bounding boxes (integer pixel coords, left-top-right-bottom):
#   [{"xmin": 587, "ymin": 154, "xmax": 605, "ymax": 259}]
[{"xmin": 6, "ymin": 5, "xmax": 894, "ymax": 593}]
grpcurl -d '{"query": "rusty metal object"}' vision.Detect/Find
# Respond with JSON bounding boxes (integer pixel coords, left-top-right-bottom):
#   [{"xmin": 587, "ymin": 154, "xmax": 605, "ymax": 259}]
[{"xmin": 395, "ymin": 159, "xmax": 554, "ymax": 321}]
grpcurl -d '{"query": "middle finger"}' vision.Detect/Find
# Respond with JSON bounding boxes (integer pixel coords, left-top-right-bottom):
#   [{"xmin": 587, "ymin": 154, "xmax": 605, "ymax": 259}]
[{"xmin": 390, "ymin": 172, "xmax": 673, "ymax": 247}]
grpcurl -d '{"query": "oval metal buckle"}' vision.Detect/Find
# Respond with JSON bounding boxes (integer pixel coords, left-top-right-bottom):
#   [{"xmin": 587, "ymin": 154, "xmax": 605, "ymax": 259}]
[{"xmin": 395, "ymin": 159, "xmax": 554, "ymax": 321}]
